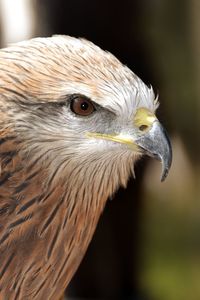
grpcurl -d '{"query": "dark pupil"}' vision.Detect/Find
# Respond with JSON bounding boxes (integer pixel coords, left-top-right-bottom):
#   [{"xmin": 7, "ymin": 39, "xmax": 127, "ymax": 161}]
[{"xmin": 80, "ymin": 101, "xmax": 89, "ymax": 111}]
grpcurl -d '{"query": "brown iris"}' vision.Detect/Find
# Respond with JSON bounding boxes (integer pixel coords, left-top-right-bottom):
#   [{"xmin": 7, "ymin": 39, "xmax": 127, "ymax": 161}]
[{"xmin": 70, "ymin": 96, "xmax": 95, "ymax": 116}]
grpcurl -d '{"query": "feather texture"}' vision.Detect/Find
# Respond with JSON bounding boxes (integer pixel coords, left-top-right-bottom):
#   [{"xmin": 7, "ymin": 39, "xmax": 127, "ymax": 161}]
[{"xmin": 0, "ymin": 36, "xmax": 157, "ymax": 299}]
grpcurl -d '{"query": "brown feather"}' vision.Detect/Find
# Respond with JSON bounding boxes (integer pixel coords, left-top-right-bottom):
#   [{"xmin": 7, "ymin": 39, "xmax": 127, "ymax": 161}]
[{"xmin": 0, "ymin": 36, "xmax": 153, "ymax": 299}]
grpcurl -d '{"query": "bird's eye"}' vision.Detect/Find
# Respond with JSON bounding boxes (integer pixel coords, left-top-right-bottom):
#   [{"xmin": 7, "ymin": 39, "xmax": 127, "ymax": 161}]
[{"xmin": 70, "ymin": 96, "xmax": 95, "ymax": 116}]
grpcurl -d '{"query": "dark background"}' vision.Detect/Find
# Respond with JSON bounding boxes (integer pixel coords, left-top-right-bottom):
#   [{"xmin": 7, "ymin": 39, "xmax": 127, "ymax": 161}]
[{"xmin": 1, "ymin": 1, "xmax": 200, "ymax": 299}]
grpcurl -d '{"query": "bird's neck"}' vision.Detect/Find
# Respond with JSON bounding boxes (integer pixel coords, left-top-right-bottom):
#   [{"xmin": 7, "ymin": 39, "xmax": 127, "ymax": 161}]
[{"xmin": 0, "ymin": 139, "xmax": 134, "ymax": 298}]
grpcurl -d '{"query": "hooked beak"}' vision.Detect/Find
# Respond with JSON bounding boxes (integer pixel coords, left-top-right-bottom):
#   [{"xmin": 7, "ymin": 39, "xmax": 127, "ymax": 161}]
[
  {"xmin": 87, "ymin": 108, "xmax": 172, "ymax": 181},
  {"xmin": 134, "ymin": 120, "xmax": 172, "ymax": 181}
]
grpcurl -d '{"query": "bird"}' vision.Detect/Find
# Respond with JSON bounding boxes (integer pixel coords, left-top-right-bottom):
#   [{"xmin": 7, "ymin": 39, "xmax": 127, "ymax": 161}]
[{"xmin": 0, "ymin": 35, "xmax": 172, "ymax": 300}]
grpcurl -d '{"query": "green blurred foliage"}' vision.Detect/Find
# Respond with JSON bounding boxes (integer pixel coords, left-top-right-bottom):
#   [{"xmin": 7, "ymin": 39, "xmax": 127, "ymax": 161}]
[{"xmin": 136, "ymin": 1, "xmax": 200, "ymax": 299}]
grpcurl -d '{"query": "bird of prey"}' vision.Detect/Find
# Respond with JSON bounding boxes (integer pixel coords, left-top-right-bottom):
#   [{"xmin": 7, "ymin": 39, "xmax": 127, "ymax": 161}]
[{"xmin": 0, "ymin": 36, "xmax": 172, "ymax": 299}]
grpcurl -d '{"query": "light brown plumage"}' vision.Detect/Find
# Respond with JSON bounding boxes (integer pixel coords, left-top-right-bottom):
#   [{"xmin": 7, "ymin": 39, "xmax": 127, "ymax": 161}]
[{"xmin": 0, "ymin": 36, "xmax": 171, "ymax": 299}]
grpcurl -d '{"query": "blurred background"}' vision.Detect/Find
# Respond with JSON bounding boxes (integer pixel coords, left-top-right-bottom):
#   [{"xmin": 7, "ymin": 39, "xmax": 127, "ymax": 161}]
[{"xmin": 0, "ymin": 0, "xmax": 200, "ymax": 299}]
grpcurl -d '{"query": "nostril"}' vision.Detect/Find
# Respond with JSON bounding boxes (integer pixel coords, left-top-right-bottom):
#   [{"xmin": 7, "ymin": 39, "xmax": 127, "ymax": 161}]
[{"xmin": 139, "ymin": 124, "xmax": 148, "ymax": 131}]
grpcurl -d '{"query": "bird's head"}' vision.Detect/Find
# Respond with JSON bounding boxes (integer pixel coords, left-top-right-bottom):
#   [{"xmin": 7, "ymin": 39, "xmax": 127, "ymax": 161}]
[{"xmin": 0, "ymin": 36, "xmax": 172, "ymax": 195}]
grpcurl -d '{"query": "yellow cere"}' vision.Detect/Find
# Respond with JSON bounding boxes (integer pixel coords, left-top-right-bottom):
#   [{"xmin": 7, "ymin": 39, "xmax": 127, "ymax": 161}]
[
  {"xmin": 86, "ymin": 132, "xmax": 140, "ymax": 152},
  {"xmin": 134, "ymin": 107, "xmax": 157, "ymax": 128}
]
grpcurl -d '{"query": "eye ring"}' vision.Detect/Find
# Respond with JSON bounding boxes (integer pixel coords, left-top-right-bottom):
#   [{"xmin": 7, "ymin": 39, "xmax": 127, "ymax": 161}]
[{"xmin": 70, "ymin": 96, "xmax": 95, "ymax": 116}]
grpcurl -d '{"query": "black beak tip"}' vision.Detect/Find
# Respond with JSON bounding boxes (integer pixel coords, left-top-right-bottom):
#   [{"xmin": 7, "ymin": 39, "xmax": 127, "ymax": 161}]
[
  {"xmin": 160, "ymin": 147, "xmax": 172, "ymax": 182},
  {"xmin": 160, "ymin": 167, "xmax": 170, "ymax": 182}
]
